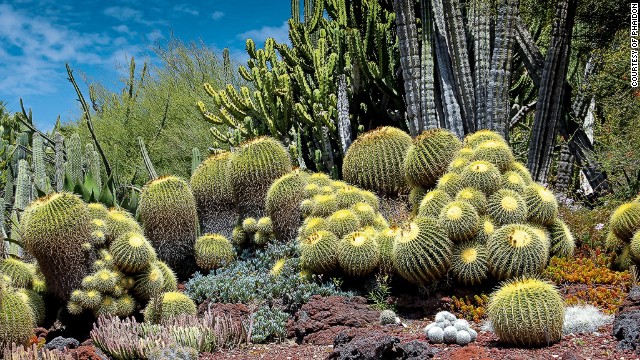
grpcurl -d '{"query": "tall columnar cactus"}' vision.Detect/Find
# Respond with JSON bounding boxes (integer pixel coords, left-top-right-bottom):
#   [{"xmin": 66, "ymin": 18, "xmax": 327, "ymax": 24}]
[
  {"xmin": 139, "ymin": 176, "xmax": 199, "ymax": 277},
  {"xmin": 84, "ymin": 143, "xmax": 102, "ymax": 188},
  {"xmin": 66, "ymin": 133, "xmax": 83, "ymax": 185},
  {"xmin": 54, "ymin": 132, "xmax": 65, "ymax": 192},
  {"xmin": 190, "ymin": 151, "xmax": 237, "ymax": 237},
  {"xmin": 190, "ymin": 147, "xmax": 201, "ymax": 176},
  {"xmin": 31, "ymin": 134, "xmax": 51, "ymax": 193},
  {"xmin": 487, "ymin": 278, "xmax": 564, "ymax": 346},
  {"xmin": 21, "ymin": 193, "xmax": 93, "ymax": 300},
  {"xmin": 342, "ymin": 127, "xmax": 412, "ymax": 195},
  {"xmin": 229, "ymin": 137, "xmax": 292, "ymax": 218}
]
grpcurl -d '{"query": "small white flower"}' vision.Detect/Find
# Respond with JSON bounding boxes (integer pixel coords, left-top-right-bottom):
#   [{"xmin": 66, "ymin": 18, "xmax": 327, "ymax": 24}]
[{"xmin": 594, "ymin": 223, "xmax": 605, "ymax": 231}]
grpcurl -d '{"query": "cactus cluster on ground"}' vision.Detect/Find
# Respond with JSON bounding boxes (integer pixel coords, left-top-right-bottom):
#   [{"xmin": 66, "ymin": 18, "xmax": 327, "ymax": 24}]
[
  {"xmin": 607, "ymin": 199, "xmax": 640, "ymax": 270},
  {"xmin": 424, "ymin": 311, "xmax": 477, "ymax": 346}
]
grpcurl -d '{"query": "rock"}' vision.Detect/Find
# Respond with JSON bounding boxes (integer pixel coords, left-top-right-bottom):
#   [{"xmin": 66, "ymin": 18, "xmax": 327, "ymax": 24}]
[
  {"xmin": 613, "ymin": 285, "xmax": 640, "ymax": 353},
  {"xmin": 328, "ymin": 332, "xmax": 435, "ymax": 360},
  {"xmin": 286, "ymin": 295, "xmax": 379, "ymax": 344},
  {"xmin": 45, "ymin": 336, "xmax": 80, "ymax": 351},
  {"xmin": 612, "ymin": 309, "xmax": 640, "ymax": 352},
  {"xmin": 560, "ymin": 349, "xmax": 585, "ymax": 360}
]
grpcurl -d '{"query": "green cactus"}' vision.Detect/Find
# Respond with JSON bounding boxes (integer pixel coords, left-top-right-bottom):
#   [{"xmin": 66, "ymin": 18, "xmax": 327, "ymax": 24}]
[
  {"xmin": 256, "ymin": 217, "xmax": 273, "ymax": 234},
  {"xmin": 139, "ymin": 176, "xmax": 199, "ymax": 277},
  {"xmin": 337, "ymin": 231, "xmax": 380, "ymax": 277},
  {"xmin": 114, "ymin": 294, "xmax": 136, "ymax": 317},
  {"xmin": 310, "ymin": 194, "xmax": 338, "ymax": 217},
  {"xmin": 450, "ymin": 240, "xmax": 488, "ymax": 286},
  {"xmin": 435, "ymin": 172, "xmax": 465, "ymax": 197},
  {"xmin": 0, "ymin": 286, "xmax": 35, "ymax": 350},
  {"xmin": 154, "ymin": 260, "xmax": 178, "ymax": 293},
  {"xmin": 21, "ymin": 193, "xmax": 93, "ymax": 301},
  {"xmin": 459, "ymin": 161, "xmax": 501, "ymax": 195},
  {"xmin": 106, "ymin": 208, "xmax": 143, "ymax": 242},
  {"xmin": 16, "ymin": 288, "xmax": 45, "ymax": 325},
  {"xmin": 447, "ymin": 157, "xmax": 471, "ymax": 174},
  {"xmin": 144, "ymin": 291, "xmax": 197, "ymax": 324},
  {"xmin": 65, "ymin": 133, "xmax": 83, "ymax": 185},
  {"xmin": 463, "ymin": 130, "xmax": 507, "ymax": 149},
  {"xmin": 242, "ymin": 217, "xmax": 258, "ymax": 234},
  {"xmin": 90, "ymin": 269, "xmax": 120, "ymax": 293},
  {"xmin": 87, "ymin": 203, "xmax": 109, "ymax": 220},
  {"xmin": 299, "ymin": 230, "xmax": 339, "ymax": 274},
  {"xmin": 631, "ymin": 232, "xmax": 640, "ymax": 262},
  {"xmin": 610, "ymin": 202, "xmax": 640, "ymax": 239},
  {"xmin": 253, "ymin": 231, "xmax": 273, "ymax": 246},
  {"xmin": 229, "ymin": 137, "xmax": 292, "ymax": 219},
  {"xmin": 190, "ymin": 151, "xmax": 237, "ymax": 237},
  {"xmin": 501, "ymin": 171, "xmax": 526, "ymax": 192},
  {"xmin": 476, "ymin": 216, "xmax": 496, "ymax": 243},
  {"xmin": 392, "ymin": 217, "xmax": 452, "ymax": 285},
  {"xmin": 524, "ymin": 184, "xmax": 558, "ymax": 226},
  {"xmin": 266, "ymin": 170, "xmax": 308, "ymax": 241},
  {"xmin": 350, "ymin": 202, "xmax": 377, "ymax": 226},
  {"xmin": 326, "ymin": 209, "xmax": 361, "ymax": 238},
  {"xmin": 417, "ymin": 189, "xmax": 452, "ymax": 217},
  {"xmin": 132, "ymin": 263, "xmax": 166, "ymax": 301},
  {"xmin": 454, "ymin": 187, "xmax": 488, "ymax": 214},
  {"xmin": 487, "ymin": 278, "xmax": 564, "ymax": 346},
  {"xmin": 487, "ymin": 224, "xmax": 549, "ymax": 280},
  {"xmin": 190, "ymin": 147, "xmax": 201, "ymax": 176},
  {"xmin": 438, "ymin": 201, "xmax": 481, "ymax": 243},
  {"xmin": 32, "ymin": 134, "xmax": 51, "ymax": 193},
  {"xmin": 194, "ymin": 234, "xmax": 236, "ymax": 271},
  {"xmin": 487, "ymin": 189, "xmax": 529, "ymax": 225},
  {"xmin": 95, "ymin": 296, "xmax": 120, "ymax": 318},
  {"xmin": 469, "ymin": 140, "xmax": 515, "ymax": 172},
  {"xmin": 307, "ymin": 173, "xmax": 333, "ymax": 187},
  {"xmin": 548, "ymin": 219, "xmax": 575, "ymax": 258},
  {"xmin": 605, "ymin": 232, "xmax": 626, "ymax": 253},
  {"xmin": 0, "ymin": 258, "xmax": 34, "ymax": 288},
  {"xmin": 404, "ymin": 129, "xmax": 462, "ymax": 188},
  {"xmin": 375, "ymin": 227, "xmax": 401, "ymax": 274},
  {"xmin": 343, "ymin": 127, "xmax": 412, "ymax": 195},
  {"xmin": 508, "ymin": 162, "xmax": 534, "ymax": 185},
  {"xmin": 231, "ymin": 226, "xmax": 248, "ymax": 246},
  {"xmin": 336, "ymin": 185, "xmax": 370, "ymax": 209},
  {"xmin": 408, "ymin": 187, "xmax": 427, "ymax": 215},
  {"xmin": 110, "ymin": 232, "xmax": 157, "ymax": 273},
  {"xmin": 70, "ymin": 289, "xmax": 102, "ymax": 310}
]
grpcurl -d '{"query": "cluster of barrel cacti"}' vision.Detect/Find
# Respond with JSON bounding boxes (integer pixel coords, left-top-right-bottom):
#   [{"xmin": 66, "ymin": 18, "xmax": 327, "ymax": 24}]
[
  {"xmin": 0, "ymin": 258, "xmax": 46, "ymax": 349},
  {"xmin": 606, "ymin": 197, "xmax": 640, "ymax": 270},
  {"xmin": 298, "ymin": 126, "xmax": 575, "ymax": 287}
]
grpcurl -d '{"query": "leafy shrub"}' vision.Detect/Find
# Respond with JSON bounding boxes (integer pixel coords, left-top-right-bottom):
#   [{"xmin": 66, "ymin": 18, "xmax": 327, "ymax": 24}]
[
  {"xmin": 449, "ymin": 294, "xmax": 489, "ymax": 323},
  {"xmin": 249, "ymin": 307, "xmax": 289, "ymax": 344},
  {"xmin": 184, "ymin": 241, "xmax": 350, "ymax": 310}
]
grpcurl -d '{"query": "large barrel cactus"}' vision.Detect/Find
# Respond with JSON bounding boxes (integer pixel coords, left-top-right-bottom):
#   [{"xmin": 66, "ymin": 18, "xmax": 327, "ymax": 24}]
[
  {"xmin": 190, "ymin": 151, "xmax": 237, "ymax": 237},
  {"xmin": 342, "ymin": 126, "xmax": 412, "ymax": 195},
  {"xmin": 404, "ymin": 129, "xmax": 462, "ymax": 188},
  {"xmin": 139, "ymin": 176, "xmax": 199, "ymax": 277},
  {"xmin": 266, "ymin": 170, "xmax": 308, "ymax": 241},
  {"xmin": 22, "ymin": 193, "xmax": 93, "ymax": 300},
  {"xmin": 229, "ymin": 136, "xmax": 292, "ymax": 219}
]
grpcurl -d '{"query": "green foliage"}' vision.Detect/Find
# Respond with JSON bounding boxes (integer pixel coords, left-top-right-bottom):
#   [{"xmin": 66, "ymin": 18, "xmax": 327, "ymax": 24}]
[
  {"xmin": 488, "ymin": 278, "xmax": 564, "ymax": 346},
  {"xmin": 184, "ymin": 242, "xmax": 348, "ymax": 309},
  {"xmin": 139, "ymin": 176, "xmax": 198, "ymax": 276},
  {"xmin": 250, "ymin": 307, "xmax": 288, "ymax": 344},
  {"xmin": 194, "ymin": 234, "xmax": 236, "ymax": 271},
  {"xmin": 342, "ymin": 127, "xmax": 412, "ymax": 195}
]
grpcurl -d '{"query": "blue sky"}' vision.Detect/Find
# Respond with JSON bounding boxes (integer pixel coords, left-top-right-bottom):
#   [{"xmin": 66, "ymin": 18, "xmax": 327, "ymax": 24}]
[{"xmin": 0, "ymin": 0, "xmax": 291, "ymax": 129}]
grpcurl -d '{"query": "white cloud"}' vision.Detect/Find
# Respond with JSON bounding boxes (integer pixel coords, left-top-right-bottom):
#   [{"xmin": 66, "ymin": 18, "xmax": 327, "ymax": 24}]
[
  {"xmin": 112, "ymin": 24, "xmax": 135, "ymax": 35},
  {"xmin": 237, "ymin": 20, "xmax": 289, "ymax": 45},
  {"xmin": 146, "ymin": 29, "xmax": 163, "ymax": 42},
  {"xmin": 174, "ymin": 4, "xmax": 199, "ymax": 16},
  {"xmin": 0, "ymin": 3, "xmax": 130, "ymax": 97},
  {"xmin": 103, "ymin": 6, "xmax": 142, "ymax": 22},
  {"xmin": 211, "ymin": 11, "xmax": 224, "ymax": 20}
]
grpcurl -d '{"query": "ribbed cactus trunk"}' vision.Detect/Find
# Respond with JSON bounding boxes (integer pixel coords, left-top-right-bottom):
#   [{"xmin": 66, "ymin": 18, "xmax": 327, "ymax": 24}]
[
  {"xmin": 486, "ymin": 0, "xmax": 518, "ymax": 139},
  {"xmin": 441, "ymin": 0, "xmax": 475, "ymax": 134},
  {"xmin": 191, "ymin": 148, "xmax": 201, "ymax": 176},
  {"xmin": 430, "ymin": 0, "xmax": 464, "ymax": 137},
  {"xmin": 336, "ymin": 74, "xmax": 352, "ymax": 153},
  {"xmin": 527, "ymin": 0, "xmax": 576, "ymax": 183},
  {"xmin": 394, "ymin": 0, "xmax": 424, "ymax": 137},
  {"xmin": 555, "ymin": 143, "xmax": 574, "ymax": 193},
  {"xmin": 469, "ymin": 0, "xmax": 492, "ymax": 129},
  {"xmin": 65, "ymin": 133, "xmax": 83, "ymax": 185},
  {"xmin": 419, "ymin": 0, "xmax": 438, "ymax": 130},
  {"xmin": 54, "ymin": 132, "xmax": 65, "ymax": 192}
]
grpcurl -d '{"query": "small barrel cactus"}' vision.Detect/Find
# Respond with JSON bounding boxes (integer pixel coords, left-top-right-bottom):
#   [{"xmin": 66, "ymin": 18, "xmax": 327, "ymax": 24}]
[{"xmin": 379, "ymin": 309, "xmax": 398, "ymax": 325}]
